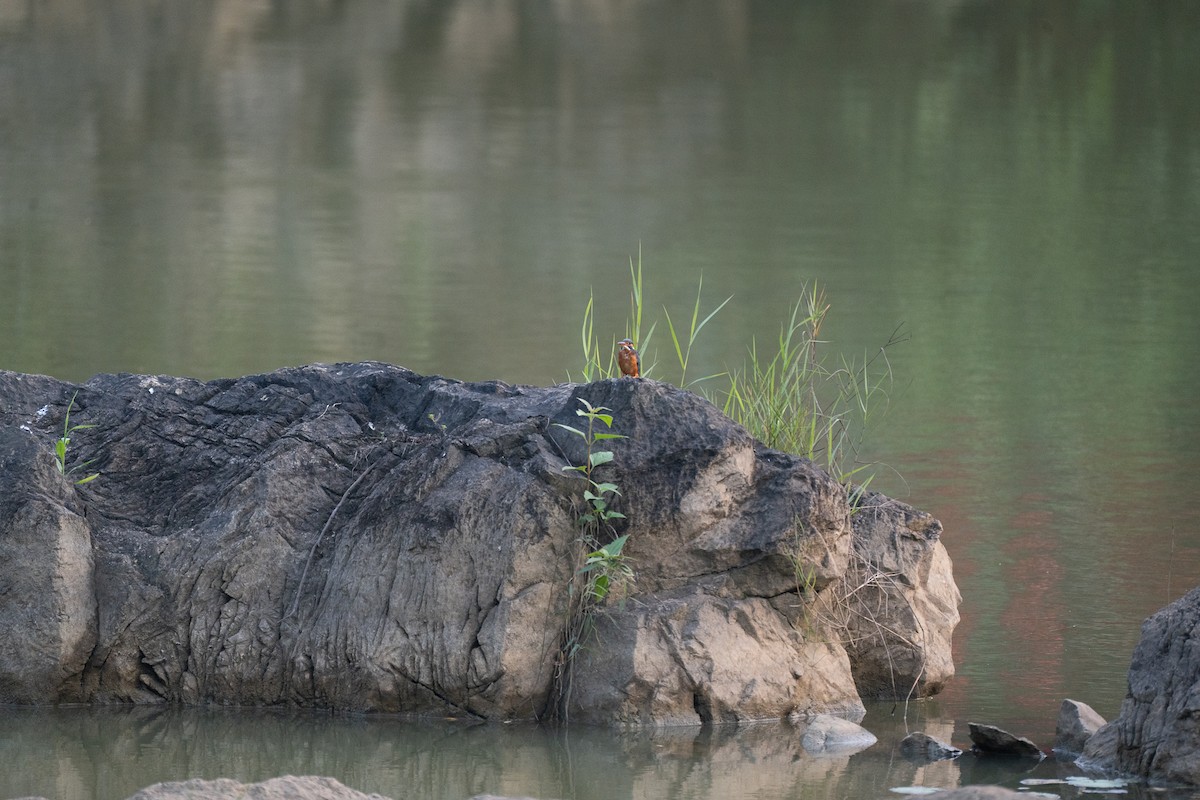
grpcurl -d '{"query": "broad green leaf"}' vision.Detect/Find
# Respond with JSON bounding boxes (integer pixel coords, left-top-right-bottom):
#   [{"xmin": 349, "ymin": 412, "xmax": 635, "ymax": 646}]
[
  {"xmin": 601, "ymin": 534, "xmax": 629, "ymax": 557},
  {"xmin": 553, "ymin": 423, "xmax": 586, "ymax": 438},
  {"xmin": 588, "ymin": 450, "xmax": 614, "ymax": 468}
]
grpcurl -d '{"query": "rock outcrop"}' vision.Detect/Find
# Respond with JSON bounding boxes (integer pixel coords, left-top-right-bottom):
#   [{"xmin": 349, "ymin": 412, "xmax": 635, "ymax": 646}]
[
  {"xmin": 0, "ymin": 363, "xmax": 958, "ymax": 724},
  {"xmin": 1082, "ymin": 585, "xmax": 1200, "ymax": 784}
]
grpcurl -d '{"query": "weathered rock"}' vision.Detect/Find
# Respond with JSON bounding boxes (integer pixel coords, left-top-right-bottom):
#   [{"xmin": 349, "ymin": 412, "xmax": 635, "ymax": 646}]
[
  {"xmin": 967, "ymin": 723, "xmax": 1043, "ymax": 759},
  {"xmin": 1054, "ymin": 698, "xmax": 1106, "ymax": 757},
  {"xmin": 799, "ymin": 713, "xmax": 877, "ymax": 753},
  {"xmin": 1081, "ymin": 585, "xmax": 1200, "ymax": 784},
  {"xmin": 126, "ymin": 776, "xmax": 389, "ymax": 800},
  {"xmin": 566, "ymin": 588, "xmax": 864, "ymax": 724},
  {"xmin": 0, "ymin": 364, "xmax": 959, "ymax": 724},
  {"xmin": 841, "ymin": 490, "xmax": 960, "ymax": 699},
  {"xmin": 0, "ymin": 423, "xmax": 96, "ymax": 703},
  {"xmin": 900, "ymin": 731, "xmax": 962, "ymax": 761}
]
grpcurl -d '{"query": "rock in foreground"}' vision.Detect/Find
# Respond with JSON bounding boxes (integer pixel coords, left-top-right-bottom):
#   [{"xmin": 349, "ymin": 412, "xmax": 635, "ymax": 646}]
[
  {"xmin": 0, "ymin": 364, "xmax": 958, "ymax": 724},
  {"xmin": 924, "ymin": 788, "xmax": 1025, "ymax": 800},
  {"xmin": 1082, "ymin": 585, "xmax": 1200, "ymax": 784},
  {"xmin": 128, "ymin": 776, "xmax": 389, "ymax": 800}
]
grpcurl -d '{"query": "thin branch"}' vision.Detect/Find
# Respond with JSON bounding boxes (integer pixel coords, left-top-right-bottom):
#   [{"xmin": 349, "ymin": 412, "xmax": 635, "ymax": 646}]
[{"xmin": 285, "ymin": 457, "xmax": 379, "ymax": 620}]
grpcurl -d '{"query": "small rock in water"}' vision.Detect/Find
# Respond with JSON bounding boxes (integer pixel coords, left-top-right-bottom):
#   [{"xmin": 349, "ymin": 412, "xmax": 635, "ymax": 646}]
[
  {"xmin": 967, "ymin": 722, "xmax": 1043, "ymax": 759},
  {"xmin": 900, "ymin": 731, "xmax": 962, "ymax": 761},
  {"xmin": 1053, "ymin": 698, "xmax": 1106, "ymax": 757},
  {"xmin": 801, "ymin": 714, "xmax": 878, "ymax": 753}
]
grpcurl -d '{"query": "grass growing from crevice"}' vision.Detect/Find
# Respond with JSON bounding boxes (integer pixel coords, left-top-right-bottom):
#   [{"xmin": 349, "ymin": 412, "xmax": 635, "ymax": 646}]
[{"xmin": 54, "ymin": 391, "xmax": 99, "ymax": 485}]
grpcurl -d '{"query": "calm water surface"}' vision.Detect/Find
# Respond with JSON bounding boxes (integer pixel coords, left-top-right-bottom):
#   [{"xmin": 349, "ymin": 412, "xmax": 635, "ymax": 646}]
[{"xmin": 2, "ymin": 2, "xmax": 1199, "ymax": 798}]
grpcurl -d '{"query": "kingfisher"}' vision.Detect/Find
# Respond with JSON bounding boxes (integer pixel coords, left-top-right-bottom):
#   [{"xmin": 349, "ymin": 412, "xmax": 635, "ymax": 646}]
[{"xmin": 617, "ymin": 338, "xmax": 641, "ymax": 378}]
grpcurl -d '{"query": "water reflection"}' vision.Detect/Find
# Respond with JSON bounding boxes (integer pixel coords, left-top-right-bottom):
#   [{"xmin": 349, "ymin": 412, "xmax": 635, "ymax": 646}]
[
  {"xmin": 8, "ymin": 705, "xmax": 1200, "ymax": 800},
  {"xmin": 0, "ymin": 705, "xmax": 957, "ymax": 800}
]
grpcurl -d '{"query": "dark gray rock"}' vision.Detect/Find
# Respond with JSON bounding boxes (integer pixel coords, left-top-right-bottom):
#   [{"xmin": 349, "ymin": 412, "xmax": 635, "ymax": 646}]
[
  {"xmin": 1054, "ymin": 698, "xmax": 1106, "ymax": 757},
  {"xmin": 126, "ymin": 776, "xmax": 389, "ymax": 799},
  {"xmin": 0, "ymin": 424, "xmax": 96, "ymax": 703},
  {"xmin": 1081, "ymin": 585, "xmax": 1200, "ymax": 784},
  {"xmin": 967, "ymin": 723, "xmax": 1043, "ymax": 759},
  {"xmin": 0, "ymin": 364, "xmax": 959, "ymax": 724},
  {"xmin": 900, "ymin": 731, "xmax": 962, "ymax": 761}
]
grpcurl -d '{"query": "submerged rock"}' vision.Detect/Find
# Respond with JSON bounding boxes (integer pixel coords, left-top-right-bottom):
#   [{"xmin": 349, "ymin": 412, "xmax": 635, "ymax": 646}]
[
  {"xmin": 127, "ymin": 776, "xmax": 389, "ymax": 800},
  {"xmin": 0, "ymin": 364, "xmax": 959, "ymax": 724},
  {"xmin": 900, "ymin": 731, "xmax": 962, "ymax": 761},
  {"xmin": 799, "ymin": 713, "xmax": 877, "ymax": 753},
  {"xmin": 923, "ymin": 788, "xmax": 1025, "ymax": 800},
  {"xmin": 1081, "ymin": 585, "xmax": 1200, "ymax": 784},
  {"xmin": 1053, "ymin": 698, "xmax": 1106, "ymax": 757},
  {"xmin": 967, "ymin": 723, "xmax": 1043, "ymax": 759}
]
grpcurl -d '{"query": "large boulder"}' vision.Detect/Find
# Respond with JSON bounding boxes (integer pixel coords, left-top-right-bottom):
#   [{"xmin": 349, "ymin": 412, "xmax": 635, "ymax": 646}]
[
  {"xmin": 0, "ymin": 363, "xmax": 959, "ymax": 724},
  {"xmin": 1081, "ymin": 585, "xmax": 1200, "ymax": 784}
]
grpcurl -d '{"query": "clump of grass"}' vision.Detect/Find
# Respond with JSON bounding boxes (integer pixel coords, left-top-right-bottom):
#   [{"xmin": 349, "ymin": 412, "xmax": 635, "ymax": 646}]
[
  {"xmin": 574, "ymin": 247, "xmax": 658, "ymax": 382},
  {"xmin": 717, "ymin": 283, "xmax": 906, "ymax": 487},
  {"xmin": 571, "ymin": 255, "xmax": 902, "ymax": 488},
  {"xmin": 572, "ymin": 246, "xmax": 732, "ymax": 390},
  {"xmin": 54, "ymin": 391, "xmax": 99, "ymax": 485}
]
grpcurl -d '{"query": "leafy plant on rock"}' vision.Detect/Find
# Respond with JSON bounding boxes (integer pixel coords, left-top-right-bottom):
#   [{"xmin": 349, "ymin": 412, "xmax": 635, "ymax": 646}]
[{"xmin": 551, "ymin": 398, "xmax": 635, "ymax": 720}]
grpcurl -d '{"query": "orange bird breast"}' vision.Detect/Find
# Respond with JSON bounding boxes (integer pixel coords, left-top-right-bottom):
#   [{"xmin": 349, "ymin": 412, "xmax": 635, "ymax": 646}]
[{"xmin": 617, "ymin": 339, "xmax": 640, "ymax": 378}]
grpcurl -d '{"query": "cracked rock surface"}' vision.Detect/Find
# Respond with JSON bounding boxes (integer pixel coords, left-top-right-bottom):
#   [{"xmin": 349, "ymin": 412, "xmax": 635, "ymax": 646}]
[{"xmin": 0, "ymin": 363, "xmax": 958, "ymax": 724}]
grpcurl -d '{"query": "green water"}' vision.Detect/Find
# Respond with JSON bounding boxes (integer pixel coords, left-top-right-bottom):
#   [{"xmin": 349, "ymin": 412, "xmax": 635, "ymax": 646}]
[{"xmin": 2, "ymin": 2, "xmax": 1199, "ymax": 798}]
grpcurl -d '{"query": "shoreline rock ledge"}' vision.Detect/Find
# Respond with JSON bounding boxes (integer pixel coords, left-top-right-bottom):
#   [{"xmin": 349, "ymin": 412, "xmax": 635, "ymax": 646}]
[{"xmin": 0, "ymin": 363, "xmax": 959, "ymax": 725}]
